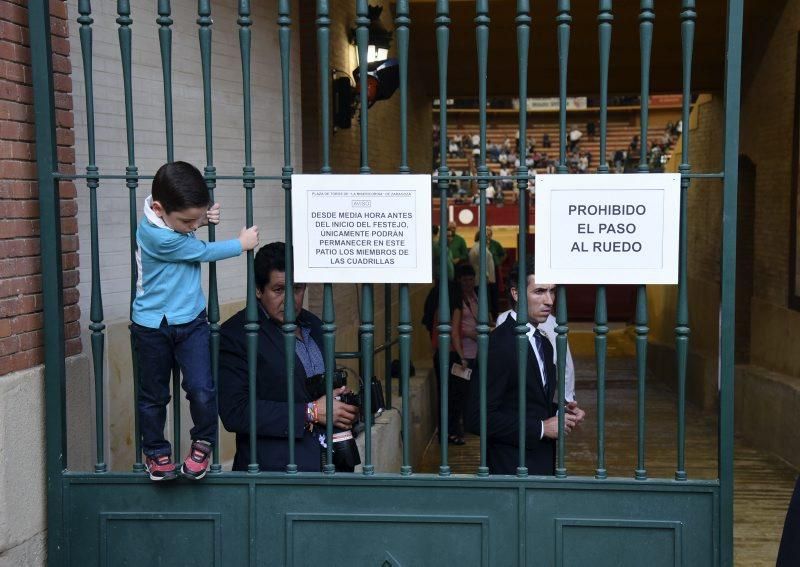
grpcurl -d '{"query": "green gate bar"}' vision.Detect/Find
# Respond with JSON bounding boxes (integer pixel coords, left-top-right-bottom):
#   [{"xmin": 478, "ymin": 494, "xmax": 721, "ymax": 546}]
[
  {"xmin": 315, "ymin": 0, "xmax": 336, "ymax": 475},
  {"xmin": 635, "ymin": 0, "xmax": 654, "ymax": 481},
  {"xmin": 237, "ymin": 0, "xmax": 260, "ymax": 474},
  {"xmin": 675, "ymin": 0, "xmax": 696, "ymax": 483},
  {"xmin": 78, "ymin": 0, "xmax": 106, "ymax": 474},
  {"xmin": 355, "ymin": 0, "xmax": 375, "ymax": 475},
  {"xmin": 435, "ymin": 0, "xmax": 452, "ymax": 477},
  {"xmin": 394, "ymin": 0, "xmax": 413, "ymax": 476},
  {"xmin": 514, "ymin": 0, "xmax": 530, "ymax": 479},
  {"xmin": 384, "ymin": 284, "xmax": 392, "ymax": 410},
  {"xmin": 555, "ymin": 0, "xmax": 571, "ymax": 479},
  {"xmin": 197, "ymin": 0, "xmax": 221, "ymax": 472},
  {"xmin": 278, "ymin": 0, "xmax": 299, "ymax": 476},
  {"xmin": 116, "ymin": 0, "xmax": 144, "ymax": 473},
  {"xmin": 720, "ymin": 0, "xmax": 744, "ymax": 561},
  {"xmin": 594, "ymin": 0, "xmax": 612, "ymax": 481},
  {"xmin": 475, "ymin": 0, "xmax": 491, "ymax": 478}
]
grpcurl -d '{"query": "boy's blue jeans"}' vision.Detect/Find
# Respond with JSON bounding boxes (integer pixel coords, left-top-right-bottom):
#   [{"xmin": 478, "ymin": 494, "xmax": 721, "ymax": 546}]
[{"xmin": 131, "ymin": 310, "xmax": 217, "ymax": 459}]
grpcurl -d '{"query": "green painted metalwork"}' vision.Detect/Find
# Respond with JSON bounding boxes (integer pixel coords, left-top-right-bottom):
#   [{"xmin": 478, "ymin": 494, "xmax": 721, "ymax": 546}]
[
  {"xmin": 197, "ymin": 0, "xmax": 221, "ymax": 472},
  {"xmin": 594, "ymin": 0, "xmax": 612, "ymax": 482},
  {"xmin": 676, "ymin": 0, "xmax": 696, "ymax": 484},
  {"xmin": 635, "ymin": 285, "xmax": 649, "ymax": 480},
  {"xmin": 556, "ymin": 0, "xmax": 570, "ymax": 175},
  {"xmin": 317, "ymin": 1, "xmax": 331, "ymax": 173},
  {"xmin": 721, "ymin": 0, "xmax": 744, "ymax": 562},
  {"xmin": 638, "ymin": 0, "xmax": 654, "ymax": 172},
  {"xmin": 157, "ymin": 0, "xmax": 174, "ymax": 162},
  {"xmin": 475, "ymin": 0, "xmax": 492, "ymax": 479},
  {"xmin": 514, "ymin": 0, "xmax": 530, "ymax": 480},
  {"xmin": 435, "ymin": 0, "xmax": 452, "ymax": 477},
  {"xmin": 360, "ymin": 284, "xmax": 375, "ymax": 475},
  {"xmin": 277, "ymin": 0, "xmax": 299, "ymax": 476},
  {"xmin": 29, "ymin": 0, "xmax": 66, "ymax": 560},
  {"xmin": 116, "ymin": 0, "xmax": 144, "ymax": 474},
  {"xmin": 395, "ymin": 0, "xmax": 413, "ymax": 476},
  {"xmin": 356, "ymin": 0, "xmax": 371, "ymax": 174},
  {"xmin": 594, "ymin": 288, "xmax": 608, "ymax": 480},
  {"xmin": 237, "ymin": 0, "xmax": 259, "ymax": 474},
  {"xmin": 555, "ymin": 0, "xmax": 571, "ymax": 478},
  {"xmin": 78, "ymin": 0, "xmax": 107, "ymax": 474},
  {"xmin": 597, "ymin": 0, "xmax": 612, "ymax": 175},
  {"xmin": 322, "ymin": 284, "xmax": 336, "ymax": 474},
  {"xmin": 384, "ymin": 285, "xmax": 393, "ymax": 409}
]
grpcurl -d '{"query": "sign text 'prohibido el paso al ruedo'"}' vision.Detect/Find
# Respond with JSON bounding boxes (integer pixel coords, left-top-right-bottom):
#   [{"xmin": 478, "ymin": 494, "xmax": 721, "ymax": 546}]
[{"xmin": 534, "ymin": 173, "xmax": 681, "ymax": 285}]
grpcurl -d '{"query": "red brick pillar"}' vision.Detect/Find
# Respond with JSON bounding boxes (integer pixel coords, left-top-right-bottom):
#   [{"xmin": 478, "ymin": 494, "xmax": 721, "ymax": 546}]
[{"xmin": 0, "ymin": 0, "xmax": 80, "ymax": 376}]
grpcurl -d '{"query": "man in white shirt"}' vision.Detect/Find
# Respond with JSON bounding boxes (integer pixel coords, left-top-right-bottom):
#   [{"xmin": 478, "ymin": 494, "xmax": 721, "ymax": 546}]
[
  {"xmin": 495, "ymin": 309, "xmax": 576, "ymax": 403},
  {"xmin": 466, "ymin": 257, "xmax": 585, "ymax": 475}
]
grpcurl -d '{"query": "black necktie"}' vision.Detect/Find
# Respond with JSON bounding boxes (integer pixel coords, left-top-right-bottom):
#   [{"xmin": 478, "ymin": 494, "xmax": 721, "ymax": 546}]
[{"xmin": 533, "ymin": 328, "xmax": 549, "ymax": 398}]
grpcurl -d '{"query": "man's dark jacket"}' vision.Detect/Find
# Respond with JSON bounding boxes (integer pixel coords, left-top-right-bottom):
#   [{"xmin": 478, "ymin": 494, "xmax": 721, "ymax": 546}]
[
  {"xmin": 466, "ymin": 316, "xmax": 557, "ymax": 475},
  {"xmin": 218, "ymin": 307, "xmax": 322, "ymax": 472}
]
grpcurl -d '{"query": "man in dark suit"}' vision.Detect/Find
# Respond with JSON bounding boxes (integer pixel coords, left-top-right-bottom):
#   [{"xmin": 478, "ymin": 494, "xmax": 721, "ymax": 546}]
[
  {"xmin": 218, "ymin": 242, "xmax": 357, "ymax": 472},
  {"xmin": 467, "ymin": 258, "xmax": 585, "ymax": 475}
]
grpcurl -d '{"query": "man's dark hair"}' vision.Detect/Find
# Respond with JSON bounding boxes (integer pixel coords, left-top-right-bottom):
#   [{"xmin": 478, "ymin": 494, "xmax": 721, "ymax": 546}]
[
  {"xmin": 254, "ymin": 241, "xmax": 286, "ymax": 291},
  {"xmin": 151, "ymin": 161, "xmax": 211, "ymax": 214},
  {"xmin": 507, "ymin": 255, "xmax": 535, "ymax": 300}
]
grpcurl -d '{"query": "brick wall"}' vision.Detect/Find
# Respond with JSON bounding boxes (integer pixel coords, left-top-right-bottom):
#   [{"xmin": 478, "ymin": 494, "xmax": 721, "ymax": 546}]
[{"xmin": 0, "ymin": 0, "xmax": 80, "ymax": 376}]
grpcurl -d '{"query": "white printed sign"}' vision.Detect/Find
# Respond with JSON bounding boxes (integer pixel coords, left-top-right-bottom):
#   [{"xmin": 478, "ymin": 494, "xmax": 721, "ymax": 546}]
[
  {"xmin": 291, "ymin": 174, "xmax": 432, "ymax": 283},
  {"xmin": 534, "ymin": 173, "xmax": 681, "ymax": 284}
]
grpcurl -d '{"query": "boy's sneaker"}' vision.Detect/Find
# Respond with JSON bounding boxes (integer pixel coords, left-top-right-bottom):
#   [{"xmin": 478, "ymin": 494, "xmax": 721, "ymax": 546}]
[
  {"xmin": 181, "ymin": 440, "xmax": 212, "ymax": 480},
  {"xmin": 145, "ymin": 454, "xmax": 178, "ymax": 481}
]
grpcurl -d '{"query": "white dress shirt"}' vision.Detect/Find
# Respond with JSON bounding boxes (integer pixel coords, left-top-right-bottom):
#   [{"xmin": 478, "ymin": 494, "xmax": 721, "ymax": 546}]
[{"xmin": 496, "ymin": 310, "xmax": 576, "ymax": 403}]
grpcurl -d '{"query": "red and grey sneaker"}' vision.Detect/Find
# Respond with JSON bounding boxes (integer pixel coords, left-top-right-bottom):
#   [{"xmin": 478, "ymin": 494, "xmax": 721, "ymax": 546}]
[
  {"xmin": 145, "ymin": 454, "xmax": 178, "ymax": 481},
  {"xmin": 181, "ymin": 440, "xmax": 212, "ymax": 480}
]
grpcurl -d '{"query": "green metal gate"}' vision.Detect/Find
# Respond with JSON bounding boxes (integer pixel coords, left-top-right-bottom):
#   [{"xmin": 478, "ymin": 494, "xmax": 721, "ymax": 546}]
[{"xmin": 29, "ymin": 0, "xmax": 743, "ymax": 565}]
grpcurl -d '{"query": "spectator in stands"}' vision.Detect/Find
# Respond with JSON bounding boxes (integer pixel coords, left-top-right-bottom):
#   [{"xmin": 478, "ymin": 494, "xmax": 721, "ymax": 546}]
[
  {"xmin": 432, "ymin": 224, "xmax": 454, "ymax": 283},
  {"xmin": 614, "ymin": 149, "xmax": 625, "ymax": 173},
  {"xmin": 586, "ymin": 121, "xmax": 596, "ymax": 139},
  {"xmin": 487, "ymin": 227, "xmax": 505, "ymax": 318},
  {"xmin": 447, "ymin": 222, "xmax": 469, "ymax": 265},
  {"xmin": 568, "ymin": 125, "xmax": 582, "ymax": 152},
  {"xmin": 469, "ymin": 230, "xmax": 497, "ymax": 320}
]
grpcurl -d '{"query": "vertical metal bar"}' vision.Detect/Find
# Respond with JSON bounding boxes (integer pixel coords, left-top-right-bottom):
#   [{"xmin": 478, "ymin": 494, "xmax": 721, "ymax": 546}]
[
  {"xmin": 597, "ymin": 0, "xmax": 612, "ymax": 175},
  {"xmin": 322, "ymin": 285, "xmax": 335, "ymax": 474},
  {"xmin": 156, "ymin": 0, "xmax": 180, "ymax": 455},
  {"xmin": 675, "ymin": 0, "xmax": 696, "ymax": 483},
  {"xmin": 398, "ymin": 284, "xmax": 412, "ymax": 475},
  {"xmin": 355, "ymin": 0, "xmax": 374, "ymax": 475},
  {"xmin": 435, "ymin": 0, "xmax": 452, "ymax": 477},
  {"xmin": 30, "ymin": 0, "xmax": 67, "ymax": 559},
  {"xmin": 395, "ymin": 0, "xmax": 413, "ymax": 476},
  {"xmin": 157, "ymin": 0, "xmax": 174, "ymax": 162},
  {"xmin": 384, "ymin": 284, "xmax": 393, "ymax": 409},
  {"xmin": 556, "ymin": 0, "xmax": 571, "ymax": 175},
  {"xmin": 638, "ymin": 0, "xmax": 654, "ymax": 172},
  {"xmin": 278, "ymin": 0, "xmax": 298, "ymax": 476},
  {"xmin": 360, "ymin": 285, "xmax": 375, "ymax": 475},
  {"xmin": 316, "ymin": 0, "xmax": 335, "ymax": 474},
  {"xmin": 356, "ymin": 0, "xmax": 371, "ymax": 174},
  {"xmin": 396, "ymin": 0, "xmax": 411, "ymax": 174},
  {"xmin": 317, "ymin": 1, "xmax": 331, "ymax": 173},
  {"xmin": 197, "ymin": 0, "xmax": 221, "ymax": 473},
  {"xmin": 117, "ymin": 0, "xmax": 144, "ymax": 473},
  {"xmin": 594, "ymin": 0, "xmax": 612, "ymax": 481},
  {"xmin": 237, "ymin": 0, "xmax": 259, "ymax": 474},
  {"xmin": 720, "ymin": 0, "xmax": 744, "ymax": 563},
  {"xmin": 635, "ymin": 0, "xmax": 654, "ymax": 481},
  {"xmin": 475, "ymin": 0, "xmax": 492, "ymax": 478},
  {"xmin": 514, "ymin": 0, "xmax": 530, "ymax": 480},
  {"xmin": 78, "ymin": 0, "xmax": 106, "ymax": 474},
  {"xmin": 555, "ymin": 0, "xmax": 571, "ymax": 478}
]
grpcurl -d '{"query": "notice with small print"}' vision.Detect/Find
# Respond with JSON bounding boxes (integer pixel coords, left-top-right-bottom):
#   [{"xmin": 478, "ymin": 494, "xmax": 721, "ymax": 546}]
[
  {"xmin": 292, "ymin": 174, "xmax": 432, "ymax": 283},
  {"xmin": 534, "ymin": 173, "xmax": 680, "ymax": 284}
]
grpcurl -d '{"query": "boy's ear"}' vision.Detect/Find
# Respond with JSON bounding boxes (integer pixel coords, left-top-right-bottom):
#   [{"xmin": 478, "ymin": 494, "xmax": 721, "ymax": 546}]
[{"xmin": 151, "ymin": 200, "xmax": 166, "ymax": 217}]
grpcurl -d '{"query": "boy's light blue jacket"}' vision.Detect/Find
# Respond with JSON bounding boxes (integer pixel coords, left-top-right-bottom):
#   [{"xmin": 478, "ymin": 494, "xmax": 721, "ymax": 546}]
[{"xmin": 132, "ymin": 196, "xmax": 242, "ymax": 328}]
